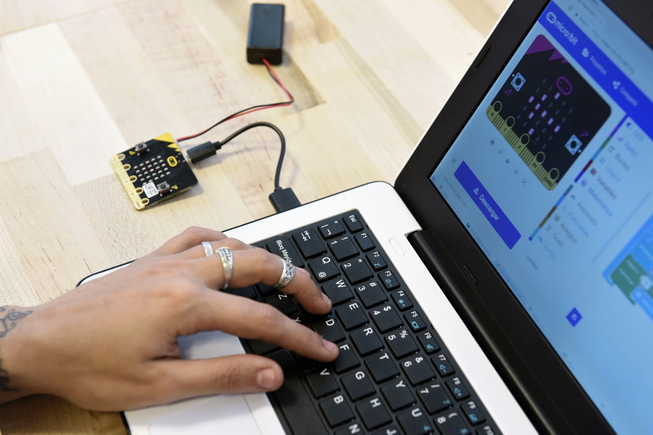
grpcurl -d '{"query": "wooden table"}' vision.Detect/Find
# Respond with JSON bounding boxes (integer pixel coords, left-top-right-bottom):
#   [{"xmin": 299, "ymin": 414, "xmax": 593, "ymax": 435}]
[{"xmin": 0, "ymin": 0, "xmax": 508, "ymax": 432}]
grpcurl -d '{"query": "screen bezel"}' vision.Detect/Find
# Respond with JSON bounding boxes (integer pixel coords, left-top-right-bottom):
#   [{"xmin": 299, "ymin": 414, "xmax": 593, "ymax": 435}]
[{"xmin": 396, "ymin": 0, "xmax": 653, "ymax": 433}]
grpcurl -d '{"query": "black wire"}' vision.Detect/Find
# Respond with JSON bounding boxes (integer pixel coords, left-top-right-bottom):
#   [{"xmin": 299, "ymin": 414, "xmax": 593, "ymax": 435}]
[
  {"xmin": 217, "ymin": 122, "xmax": 286, "ymax": 191},
  {"xmin": 177, "ymin": 100, "xmax": 291, "ymax": 143},
  {"xmin": 265, "ymin": 63, "xmax": 284, "ymax": 88},
  {"xmin": 177, "ymin": 63, "xmax": 294, "ymax": 144}
]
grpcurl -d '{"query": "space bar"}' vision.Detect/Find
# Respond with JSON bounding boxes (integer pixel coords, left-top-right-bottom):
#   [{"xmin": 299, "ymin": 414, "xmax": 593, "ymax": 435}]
[{"xmin": 268, "ymin": 351, "xmax": 328, "ymax": 435}]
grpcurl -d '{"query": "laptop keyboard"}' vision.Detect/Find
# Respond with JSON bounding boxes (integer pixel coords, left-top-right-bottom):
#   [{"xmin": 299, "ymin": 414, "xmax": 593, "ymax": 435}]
[{"xmin": 229, "ymin": 211, "xmax": 500, "ymax": 435}]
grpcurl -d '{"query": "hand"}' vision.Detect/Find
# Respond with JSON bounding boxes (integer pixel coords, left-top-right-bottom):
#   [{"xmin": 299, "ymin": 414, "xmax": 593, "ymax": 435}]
[{"xmin": 0, "ymin": 227, "xmax": 337, "ymax": 411}]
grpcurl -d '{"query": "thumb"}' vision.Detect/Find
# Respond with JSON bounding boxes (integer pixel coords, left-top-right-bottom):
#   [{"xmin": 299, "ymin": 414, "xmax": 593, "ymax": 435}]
[{"xmin": 156, "ymin": 354, "xmax": 284, "ymax": 402}]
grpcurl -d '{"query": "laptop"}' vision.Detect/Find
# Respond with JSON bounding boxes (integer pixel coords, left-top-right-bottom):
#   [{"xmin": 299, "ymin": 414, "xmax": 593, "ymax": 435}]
[{"xmin": 79, "ymin": 0, "xmax": 653, "ymax": 433}]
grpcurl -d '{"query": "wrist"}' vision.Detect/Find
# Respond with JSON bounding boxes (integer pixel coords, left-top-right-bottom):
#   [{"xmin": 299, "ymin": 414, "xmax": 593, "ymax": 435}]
[{"xmin": 0, "ymin": 305, "xmax": 38, "ymax": 403}]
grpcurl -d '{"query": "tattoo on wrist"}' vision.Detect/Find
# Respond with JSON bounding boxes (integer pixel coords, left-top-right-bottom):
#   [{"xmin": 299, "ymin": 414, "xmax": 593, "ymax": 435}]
[
  {"xmin": 0, "ymin": 306, "xmax": 33, "ymax": 338},
  {"xmin": 0, "ymin": 307, "xmax": 32, "ymax": 392},
  {"xmin": 0, "ymin": 359, "xmax": 16, "ymax": 392}
]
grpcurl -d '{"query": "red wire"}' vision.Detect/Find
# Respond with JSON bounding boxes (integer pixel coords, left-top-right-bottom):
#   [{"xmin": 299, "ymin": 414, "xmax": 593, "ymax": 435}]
[
  {"xmin": 176, "ymin": 59, "xmax": 294, "ymax": 142},
  {"xmin": 262, "ymin": 58, "xmax": 293, "ymax": 101}
]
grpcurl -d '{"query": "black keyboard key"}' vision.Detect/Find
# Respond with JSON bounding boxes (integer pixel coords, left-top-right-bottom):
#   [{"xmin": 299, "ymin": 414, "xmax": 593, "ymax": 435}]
[
  {"xmin": 476, "ymin": 424, "xmax": 498, "ymax": 435},
  {"xmin": 356, "ymin": 280, "xmax": 387, "ymax": 308},
  {"xmin": 343, "ymin": 258, "xmax": 373, "ymax": 284},
  {"xmin": 319, "ymin": 220, "xmax": 346, "ymax": 239},
  {"xmin": 342, "ymin": 370, "xmax": 375, "ymax": 401},
  {"xmin": 366, "ymin": 352, "xmax": 399, "ymax": 382},
  {"xmin": 293, "ymin": 229, "xmax": 326, "ymax": 258},
  {"xmin": 418, "ymin": 330, "xmax": 441, "ymax": 354},
  {"xmin": 436, "ymin": 412, "xmax": 470, "ymax": 435},
  {"xmin": 322, "ymin": 278, "xmax": 354, "ymax": 305},
  {"xmin": 355, "ymin": 232, "xmax": 375, "ymax": 251},
  {"xmin": 343, "ymin": 213, "xmax": 363, "ymax": 233},
  {"xmin": 334, "ymin": 343, "xmax": 361, "ymax": 373},
  {"xmin": 381, "ymin": 379, "xmax": 415, "ymax": 411},
  {"xmin": 371, "ymin": 304, "xmax": 402, "ymax": 332},
  {"xmin": 336, "ymin": 302, "xmax": 368, "ymax": 330},
  {"xmin": 405, "ymin": 310, "xmax": 427, "ymax": 332},
  {"xmin": 379, "ymin": 270, "xmax": 400, "ymax": 290},
  {"xmin": 248, "ymin": 339, "xmax": 278, "ymax": 355},
  {"xmin": 356, "ymin": 397, "xmax": 392, "ymax": 430},
  {"xmin": 367, "ymin": 250, "xmax": 387, "ymax": 271},
  {"xmin": 398, "ymin": 407, "xmax": 433, "ymax": 435},
  {"xmin": 385, "ymin": 329, "xmax": 419, "ymax": 358},
  {"xmin": 446, "ymin": 377, "xmax": 470, "ymax": 400},
  {"xmin": 392, "ymin": 290, "xmax": 413, "ymax": 310},
  {"xmin": 418, "ymin": 383, "xmax": 453, "ymax": 414},
  {"xmin": 266, "ymin": 236, "xmax": 304, "ymax": 268},
  {"xmin": 320, "ymin": 394, "xmax": 355, "ymax": 427},
  {"xmin": 223, "ymin": 286, "xmax": 257, "ymax": 299},
  {"xmin": 257, "ymin": 283, "xmax": 278, "ymax": 297},
  {"xmin": 268, "ymin": 351, "xmax": 329, "ymax": 435},
  {"xmin": 306, "ymin": 366, "xmax": 340, "ymax": 398},
  {"xmin": 462, "ymin": 400, "xmax": 486, "ymax": 425},
  {"xmin": 295, "ymin": 354, "xmax": 320, "ymax": 371},
  {"xmin": 329, "ymin": 237, "xmax": 359, "ymax": 261},
  {"xmin": 433, "ymin": 353, "xmax": 455, "ymax": 376},
  {"xmin": 300, "ymin": 305, "xmax": 327, "ymax": 323},
  {"xmin": 351, "ymin": 326, "xmax": 383, "ymax": 355},
  {"xmin": 312, "ymin": 316, "xmax": 346, "ymax": 343},
  {"xmin": 265, "ymin": 293, "xmax": 297, "ymax": 315},
  {"xmin": 309, "ymin": 255, "xmax": 340, "ymax": 282},
  {"xmin": 336, "ymin": 422, "xmax": 365, "ymax": 435},
  {"xmin": 402, "ymin": 355, "xmax": 435, "ymax": 385},
  {"xmin": 372, "ymin": 427, "xmax": 400, "ymax": 435}
]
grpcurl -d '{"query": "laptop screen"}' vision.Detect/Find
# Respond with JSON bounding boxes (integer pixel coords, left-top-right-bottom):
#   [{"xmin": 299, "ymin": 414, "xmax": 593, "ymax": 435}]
[{"xmin": 430, "ymin": 0, "xmax": 653, "ymax": 432}]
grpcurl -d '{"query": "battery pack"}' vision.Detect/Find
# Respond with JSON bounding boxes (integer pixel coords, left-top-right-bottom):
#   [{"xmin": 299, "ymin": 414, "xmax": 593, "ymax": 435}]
[{"xmin": 247, "ymin": 3, "xmax": 285, "ymax": 65}]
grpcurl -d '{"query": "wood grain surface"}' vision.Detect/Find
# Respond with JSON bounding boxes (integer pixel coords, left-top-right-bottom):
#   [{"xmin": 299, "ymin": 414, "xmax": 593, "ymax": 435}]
[{"xmin": 0, "ymin": 0, "xmax": 509, "ymax": 432}]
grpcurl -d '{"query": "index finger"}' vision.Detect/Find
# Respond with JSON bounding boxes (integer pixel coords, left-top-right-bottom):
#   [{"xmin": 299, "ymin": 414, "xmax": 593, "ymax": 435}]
[{"xmin": 188, "ymin": 290, "xmax": 339, "ymax": 362}]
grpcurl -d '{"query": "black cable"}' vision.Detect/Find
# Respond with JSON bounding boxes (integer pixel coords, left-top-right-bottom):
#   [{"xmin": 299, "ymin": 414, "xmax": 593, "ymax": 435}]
[
  {"xmin": 219, "ymin": 122, "xmax": 286, "ymax": 191},
  {"xmin": 186, "ymin": 122, "xmax": 301, "ymax": 212},
  {"xmin": 187, "ymin": 122, "xmax": 285, "ymax": 190}
]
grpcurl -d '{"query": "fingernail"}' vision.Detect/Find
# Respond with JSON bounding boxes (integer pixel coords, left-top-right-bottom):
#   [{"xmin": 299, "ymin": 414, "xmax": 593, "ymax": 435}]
[
  {"xmin": 323, "ymin": 338, "xmax": 338, "ymax": 354},
  {"xmin": 257, "ymin": 368, "xmax": 277, "ymax": 390},
  {"xmin": 322, "ymin": 293, "xmax": 332, "ymax": 306}
]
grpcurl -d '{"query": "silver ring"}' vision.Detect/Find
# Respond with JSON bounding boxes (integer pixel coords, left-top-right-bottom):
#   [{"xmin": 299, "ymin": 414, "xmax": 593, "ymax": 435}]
[
  {"xmin": 217, "ymin": 247, "xmax": 233, "ymax": 289},
  {"xmin": 201, "ymin": 241, "xmax": 214, "ymax": 257},
  {"xmin": 274, "ymin": 259, "xmax": 295, "ymax": 289}
]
